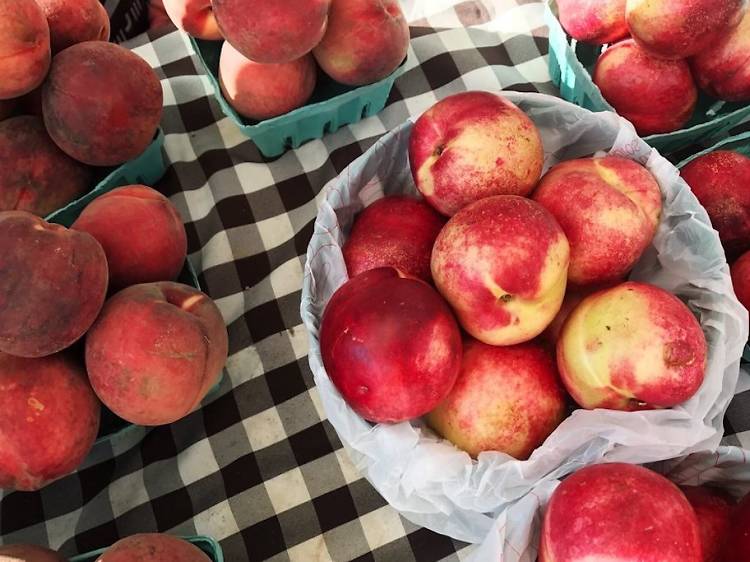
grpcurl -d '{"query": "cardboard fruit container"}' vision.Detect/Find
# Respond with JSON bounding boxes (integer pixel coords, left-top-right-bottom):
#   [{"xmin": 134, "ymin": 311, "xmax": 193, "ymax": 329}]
[
  {"xmin": 545, "ymin": 0, "xmax": 750, "ymax": 155},
  {"xmin": 69, "ymin": 535, "xmax": 224, "ymax": 562},
  {"xmin": 191, "ymin": 37, "xmax": 406, "ymax": 158}
]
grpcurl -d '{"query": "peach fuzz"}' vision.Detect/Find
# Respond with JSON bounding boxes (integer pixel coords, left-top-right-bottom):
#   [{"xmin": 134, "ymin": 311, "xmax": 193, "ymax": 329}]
[
  {"xmin": 0, "ymin": 0, "xmax": 51, "ymax": 100},
  {"xmin": 98, "ymin": 534, "xmax": 211, "ymax": 562},
  {"xmin": 626, "ymin": 0, "xmax": 743, "ymax": 60},
  {"xmin": 532, "ymin": 156, "xmax": 661, "ymax": 286},
  {"xmin": 342, "ymin": 195, "xmax": 446, "ymax": 283},
  {"xmin": 0, "ymin": 211, "xmax": 107, "ymax": 358},
  {"xmin": 42, "ymin": 41, "xmax": 163, "ymax": 167},
  {"xmin": 85, "ymin": 282, "xmax": 228, "ymax": 426},
  {"xmin": 163, "ymin": 0, "xmax": 221, "ymax": 40},
  {"xmin": 721, "ymin": 492, "xmax": 750, "ymax": 560},
  {"xmin": 692, "ymin": 10, "xmax": 750, "ymax": 102},
  {"xmin": 732, "ymin": 250, "xmax": 750, "ymax": 313},
  {"xmin": 72, "ymin": 185, "xmax": 187, "ymax": 291},
  {"xmin": 0, "ymin": 352, "xmax": 100, "ymax": 491},
  {"xmin": 0, "ymin": 544, "xmax": 67, "ymax": 562},
  {"xmin": 539, "ymin": 463, "xmax": 701, "ymax": 562},
  {"xmin": 557, "ymin": 0, "xmax": 628, "ymax": 45},
  {"xmin": 320, "ymin": 268, "xmax": 462, "ymax": 423},
  {"xmin": 212, "ymin": 0, "xmax": 330, "ymax": 64},
  {"xmin": 427, "ymin": 339, "xmax": 566, "ymax": 459},
  {"xmin": 36, "ymin": 0, "xmax": 110, "ymax": 54},
  {"xmin": 219, "ymin": 42, "xmax": 316, "ymax": 121},
  {"xmin": 313, "ymin": 0, "xmax": 408, "ymax": 86},
  {"xmin": 681, "ymin": 486, "xmax": 735, "ymax": 562},
  {"xmin": 681, "ymin": 151, "xmax": 750, "ymax": 261},
  {"xmin": 593, "ymin": 39, "xmax": 697, "ymax": 135},
  {"xmin": 431, "ymin": 195, "xmax": 569, "ymax": 346},
  {"xmin": 409, "ymin": 91, "xmax": 544, "ymax": 216},
  {"xmin": 558, "ymin": 281, "xmax": 706, "ymax": 410},
  {"xmin": 0, "ymin": 115, "xmax": 92, "ymax": 217}
]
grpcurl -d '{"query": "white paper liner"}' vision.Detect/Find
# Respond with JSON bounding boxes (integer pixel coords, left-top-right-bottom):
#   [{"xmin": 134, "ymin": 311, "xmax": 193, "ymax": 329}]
[{"xmin": 300, "ymin": 91, "xmax": 748, "ymax": 544}]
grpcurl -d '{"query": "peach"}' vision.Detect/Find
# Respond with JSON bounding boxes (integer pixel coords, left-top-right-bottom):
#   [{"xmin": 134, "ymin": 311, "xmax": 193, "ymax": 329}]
[
  {"xmin": 409, "ymin": 91, "xmax": 544, "ymax": 216},
  {"xmin": 36, "ymin": 0, "xmax": 110, "ymax": 54},
  {"xmin": 681, "ymin": 486, "xmax": 735, "ymax": 562},
  {"xmin": 0, "ymin": 0, "xmax": 51, "ymax": 100},
  {"xmin": 320, "ymin": 268, "xmax": 462, "ymax": 423},
  {"xmin": 427, "ymin": 339, "xmax": 566, "ymax": 459},
  {"xmin": 544, "ymin": 284, "xmax": 611, "ymax": 344},
  {"xmin": 593, "ymin": 39, "xmax": 697, "ymax": 135},
  {"xmin": 557, "ymin": 0, "xmax": 628, "ymax": 45},
  {"xmin": 342, "ymin": 195, "xmax": 446, "ymax": 283},
  {"xmin": 71, "ymin": 185, "xmax": 187, "ymax": 291},
  {"xmin": 431, "ymin": 195, "xmax": 570, "ymax": 346},
  {"xmin": 98, "ymin": 534, "xmax": 211, "ymax": 562},
  {"xmin": 691, "ymin": 10, "xmax": 750, "ymax": 102},
  {"xmin": 163, "ymin": 0, "xmax": 221, "ymax": 40},
  {"xmin": 85, "ymin": 282, "xmax": 228, "ymax": 426},
  {"xmin": 219, "ymin": 42, "xmax": 316, "ymax": 121},
  {"xmin": 313, "ymin": 0, "xmax": 408, "ymax": 86},
  {"xmin": 0, "ymin": 544, "xmax": 67, "ymax": 562},
  {"xmin": 42, "ymin": 41, "xmax": 163, "ymax": 167},
  {"xmin": 558, "ymin": 281, "xmax": 707, "ymax": 410},
  {"xmin": 626, "ymin": 0, "xmax": 743, "ymax": 60},
  {"xmin": 532, "ymin": 156, "xmax": 662, "ymax": 285},
  {"xmin": 721, "ymin": 492, "xmax": 750, "ymax": 560},
  {"xmin": 539, "ymin": 463, "xmax": 702, "ymax": 562},
  {"xmin": 0, "ymin": 115, "xmax": 92, "ymax": 217},
  {"xmin": 0, "ymin": 211, "xmax": 107, "ymax": 358},
  {"xmin": 211, "ymin": 0, "xmax": 330, "ymax": 64},
  {"xmin": 680, "ymin": 151, "xmax": 750, "ymax": 260},
  {"xmin": 0, "ymin": 352, "xmax": 100, "ymax": 491},
  {"xmin": 731, "ymin": 250, "xmax": 750, "ymax": 312}
]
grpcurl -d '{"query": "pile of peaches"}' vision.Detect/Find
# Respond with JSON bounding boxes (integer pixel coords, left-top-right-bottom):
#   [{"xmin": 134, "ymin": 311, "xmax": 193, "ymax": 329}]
[
  {"xmin": 162, "ymin": 0, "xmax": 410, "ymax": 120},
  {"xmin": 319, "ymin": 90, "xmax": 710, "ymax": 461},
  {"xmin": 0, "ymin": 0, "xmax": 164, "ymax": 217},
  {"xmin": 557, "ymin": 0, "xmax": 750, "ymax": 135}
]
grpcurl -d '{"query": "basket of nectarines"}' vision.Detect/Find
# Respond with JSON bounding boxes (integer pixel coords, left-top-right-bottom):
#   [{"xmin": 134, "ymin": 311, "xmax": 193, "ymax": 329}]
[
  {"xmin": 161, "ymin": 0, "xmax": 409, "ymax": 157},
  {"xmin": 301, "ymin": 90, "xmax": 748, "ymax": 543},
  {"xmin": 545, "ymin": 0, "xmax": 750, "ymax": 155}
]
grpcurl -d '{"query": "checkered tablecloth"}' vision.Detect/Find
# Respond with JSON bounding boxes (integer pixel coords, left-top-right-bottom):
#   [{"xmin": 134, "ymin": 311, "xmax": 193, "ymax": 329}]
[{"xmin": 2, "ymin": 1, "xmax": 750, "ymax": 561}]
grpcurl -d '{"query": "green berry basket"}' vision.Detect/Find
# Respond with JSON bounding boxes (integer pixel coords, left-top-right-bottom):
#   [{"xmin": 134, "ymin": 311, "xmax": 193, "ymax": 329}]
[
  {"xmin": 545, "ymin": 0, "xmax": 750, "ymax": 155},
  {"xmin": 675, "ymin": 130, "xmax": 750, "ymax": 362},
  {"xmin": 190, "ymin": 37, "xmax": 406, "ymax": 158},
  {"xmin": 69, "ymin": 535, "xmax": 224, "ymax": 562},
  {"xmin": 45, "ymin": 128, "xmax": 167, "ymax": 226}
]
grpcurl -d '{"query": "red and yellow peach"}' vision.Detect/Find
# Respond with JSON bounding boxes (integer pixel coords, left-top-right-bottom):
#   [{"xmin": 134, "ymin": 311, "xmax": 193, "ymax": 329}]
[
  {"xmin": 162, "ymin": 0, "xmax": 221, "ymax": 40},
  {"xmin": 219, "ymin": 42, "xmax": 316, "ymax": 121},
  {"xmin": 0, "ymin": 0, "xmax": 51, "ymax": 100},
  {"xmin": 409, "ymin": 92, "xmax": 544, "ymax": 216},
  {"xmin": 431, "ymin": 195, "xmax": 569, "ymax": 346},
  {"xmin": 557, "ymin": 0, "xmax": 628, "ymax": 45},
  {"xmin": 731, "ymin": 250, "xmax": 750, "ymax": 312},
  {"xmin": 557, "ymin": 281, "xmax": 707, "ymax": 410},
  {"xmin": 36, "ymin": 0, "xmax": 110, "ymax": 53},
  {"xmin": 427, "ymin": 339, "xmax": 566, "ymax": 459},
  {"xmin": 681, "ymin": 485, "xmax": 735, "ymax": 562},
  {"xmin": 532, "ymin": 156, "xmax": 661, "ymax": 286},
  {"xmin": 320, "ymin": 268, "xmax": 462, "ymax": 423},
  {"xmin": 313, "ymin": 0, "xmax": 408, "ymax": 86}
]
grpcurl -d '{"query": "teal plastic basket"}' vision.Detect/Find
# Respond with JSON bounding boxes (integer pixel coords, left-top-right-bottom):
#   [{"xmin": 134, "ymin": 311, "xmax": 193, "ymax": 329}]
[
  {"xmin": 191, "ymin": 37, "xmax": 406, "ymax": 157},
  {"xmin": 545, "ymin": 1, "xmax": 750, "ymax": 155},
  {"xmin": 69, "ymin": 535, "xmax": 224, "ymax": 562},
  {"xmin": 675, "ymin": 131, "xmax": 750, "ymax": 362},
  {"xmin": 45, "ymin": 128, "xmax": 167, "ymax": 226}
]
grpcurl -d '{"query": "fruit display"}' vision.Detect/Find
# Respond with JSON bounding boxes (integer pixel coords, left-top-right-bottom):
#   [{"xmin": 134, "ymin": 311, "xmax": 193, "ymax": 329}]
[{"xmin": 551, "ymin": 0, "xmax": 750, "ymax": 139}]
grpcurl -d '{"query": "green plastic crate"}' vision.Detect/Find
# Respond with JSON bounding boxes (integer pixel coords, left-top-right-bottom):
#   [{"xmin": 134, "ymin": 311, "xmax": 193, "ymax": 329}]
[
  {"xmin": 69, "ymin": 535, "xmax": 223, "ymax": 562},
  {"xmin": 191, "ymin": 37, "xmax": 406, "ymax": 158},
  {"xmin": 675, "ymin": 131, "xmax": 750, "ymax": 362},
  {"xmin": 45, "ymin": 128, "xmax": 167, "ymax": 226},
  {"xmin": 545, "ymin": 1, "xmax": 750, "ymax": 154}
]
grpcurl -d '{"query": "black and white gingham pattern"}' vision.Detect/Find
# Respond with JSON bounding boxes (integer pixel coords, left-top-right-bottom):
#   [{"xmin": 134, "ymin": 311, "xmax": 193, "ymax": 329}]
[{"xmin": 2, "ymin": 2, "xmax": 748, "ymax": 560}]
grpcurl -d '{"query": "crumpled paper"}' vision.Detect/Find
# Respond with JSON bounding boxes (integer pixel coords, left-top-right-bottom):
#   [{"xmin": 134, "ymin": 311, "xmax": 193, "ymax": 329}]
[
  {"xmin": 473, "ymin": 445, "xmax": 750, "ymax": 561},
  {"xmin": 299, "ymin": 91, "xmax": 748, "ymax": 546}
]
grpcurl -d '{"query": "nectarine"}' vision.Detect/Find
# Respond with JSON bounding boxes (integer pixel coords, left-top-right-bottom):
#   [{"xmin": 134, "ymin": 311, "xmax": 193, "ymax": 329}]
[{"xmin": 557, "ymin": 0, "xmax": 628, "ymax": 45}]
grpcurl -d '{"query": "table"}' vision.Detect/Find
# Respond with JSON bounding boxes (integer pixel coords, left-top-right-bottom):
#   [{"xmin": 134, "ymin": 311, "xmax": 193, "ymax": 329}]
[{"xmin": 3, "ymin": 1, "xmax": 750, "ymax": 560}]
